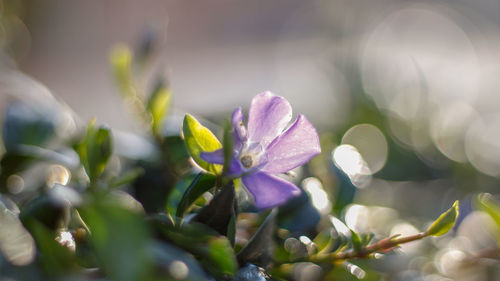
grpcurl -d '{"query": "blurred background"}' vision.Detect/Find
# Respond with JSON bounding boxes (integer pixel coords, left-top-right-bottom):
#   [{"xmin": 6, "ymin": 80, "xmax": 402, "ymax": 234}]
[{"xmin": 3, "ymin": 0, "xmax": 500, "ymax": 280}]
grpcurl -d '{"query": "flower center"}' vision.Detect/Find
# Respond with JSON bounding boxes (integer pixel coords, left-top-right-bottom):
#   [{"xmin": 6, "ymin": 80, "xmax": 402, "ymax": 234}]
[{"xmin": 240, "ymin": 155, "xmax": 253, "ymax": 168}]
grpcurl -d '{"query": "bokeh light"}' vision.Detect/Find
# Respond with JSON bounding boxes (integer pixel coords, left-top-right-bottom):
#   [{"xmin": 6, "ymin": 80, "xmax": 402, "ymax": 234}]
[
  {"xmin": 341, "ymin": 124, "xmax": 388, "ymax": 174},
  {"xmin": 333, "ymin": 144, "xmax": 371, "ymax": 188}
]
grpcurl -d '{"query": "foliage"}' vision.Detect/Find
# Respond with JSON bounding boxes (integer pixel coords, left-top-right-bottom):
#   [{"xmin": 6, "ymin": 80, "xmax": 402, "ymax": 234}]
[{"xmin": 0, "ymin": 38, "xmax": 483, "ymax": 281}]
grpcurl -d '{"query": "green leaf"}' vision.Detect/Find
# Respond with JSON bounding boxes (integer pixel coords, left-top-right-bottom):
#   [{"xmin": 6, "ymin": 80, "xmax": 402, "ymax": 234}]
[
  {"xmin": 313, "ymin": 228, "xmax": 333, "ymax": 254},
  {"xmin": 79, "ymin": 121, "xmax": 113, "ymax": 184},
  {"xmin": 182, "ymin": 114, "xmax": 222, "ymax": 174},
  {"xmin": 361, "ymin": 233, "xmax": 375, "ymax": 246},
  {"xmin": 78, "ymin": 197, "xmax": 153, "ymax": 281},
  {"xmin": 204, "ymin": 236, "xmax": 238, "ymax": 277},
  {"xmin": 109, "ymin": 167, "xmax": 145, "ymax": 188},
  {"xmin": 110, "ymin": 45, "xmax": 134, "ymax": 98},
  {"xmin": 192, "ymin": 182, "xmax": 236, "ymax": 236},
  {"xmin": 237, "ymin": 209, "xmax": 277, "ymax": 267},
  {"xmin": 155, "ymin": 221, "xmax": 237, "ymax": 278},
  {"xmin": 28, "ymin": 221, "xmax": 76, "ymax": 274},
  {"xmin": 175, "ymin": 172, "xmax": 216, "ymax": 218},
  {"xmin": 350, "ymin": 229, "xmax": 362, "ymax": 253},
  {"xmin": 147, "ymin": 80, "xmax": 172, "ymax": 137},
  {"xmin": 477, "ymin": 194, "xmax": 500, "ymax": 228},
  {"xmin": 425, "ymin": 200, "xmax": 459, "ymax": 236}
]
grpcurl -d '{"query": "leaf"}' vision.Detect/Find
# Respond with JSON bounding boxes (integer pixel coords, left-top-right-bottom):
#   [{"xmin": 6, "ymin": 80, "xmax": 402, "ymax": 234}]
[
  {"xmin": 237, "ymin": 209, "xmax": 277, "ymax": 267},
  {"xmin": 110, "ymin": 44, "xmax": 134, "ymax": 98},
  {"xmin": 361, "ymin": 233, "xmax": 375, "ymax": 246},
  {"xmin": 182, "ymin": 114, "xmax": 222, "ymax": 174},
  {"xmin": 147, "ymin": 80, "xmax": 172, "ymax": 136},
  {"xmin": 350, "ymin": 229, "xmax": 362, "ymax": 253},
  {"xmin": 79, "ymin": 121, "xmax": 113, "ymax": 184},
  {"xmin": 78, "ymin": 196, "xmax": 153, "ymax": 281},
  {"xmin": 204, "ymin": 236, "xmax": 238, "ymax": 277},
  {"xmin": 109, "ymin": 167, "xmax": 145, "ymax": 188},
  {"xmin": 28, "ymin": 221, "xmax": 77, "ymax": 274},
  {"xmin": 313, "ymin": 228, "xmax": 332, "ymax": 254},
  {"xmin": 425, "ymin": 200, "xmax": 459, "ymax": 237},
  {"xmin": 20, "ymin": 194, "xmax": 70, "ymax": 231},
  {"xmin": 151, "ymin": 242, "xmax": 211, "ymax": 281},
  {"xmin": 175, "ymin": 172, "xmax": 216, "ymax": 218},
  {"xmin": 477, "ymin": 194, "xmax": 500, "ymax": 228},
  {"xmin": 155, "ymin": 221, "xmax": 237, "ymax": 278},
  {"xmin": 192, "ymin": 182, "xmax": 236, "ymax": 236},
  {"xmin": 163, "ymin": 135, "xmax": 190, "ymax": 169}
]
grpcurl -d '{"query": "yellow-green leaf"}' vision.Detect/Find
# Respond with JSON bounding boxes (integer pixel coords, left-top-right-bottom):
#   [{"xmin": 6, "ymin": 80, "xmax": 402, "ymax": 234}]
[
  {"xmin": 110, "ymin": 45, "xmax": 134, "ymax": 98},
  {"xmin": 147, "ymin": 82, "xmax": 172, "ymax": 136},
  {"xmin": 182, "ymin": 114, "xmax": 222, "ymax": 174},
  {"xmin": 477, "ymin": 193, "xmax": 500, "ymax": 228},
  {"xmin": 425, "ymin": 200, "xmax": 459, "ymax": 236}
]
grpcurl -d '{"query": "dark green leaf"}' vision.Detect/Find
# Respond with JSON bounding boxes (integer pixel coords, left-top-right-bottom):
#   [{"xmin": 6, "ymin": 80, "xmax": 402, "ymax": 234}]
[
  {"xmin": 20, "ymin": 194, "xmax": 70, "ymax": 231},
  {"xmin": 425, "ymin": 200, "xmax": 459, "ymax": 237},
  {"xmin": 163, "ymin": 135, "xmax": 190, "ymax": 169},
  {"xmin": 28, "ymin": 221, "xmax": 77, "ymax": 275},
  {"xmin": 151, "ymin": 242, "xmax": 210, "ymax": 281},
  {"xmin": 156, "ymin": 221, "xmax": 237, "ymax": 278},
  {"xmin": 237, "ymin": 209, "xmax": 277, "ymax": 267},
  {"xmin": 175, "ymin": 172, "xmax": 216, "ymax": 218},
  {"xmin": 192, "ymin": 182, "xmax": 236, "ymax": 236},
  {"xmin": 109, "ymin": 167, "xmax": 145, "ymax": 188}
]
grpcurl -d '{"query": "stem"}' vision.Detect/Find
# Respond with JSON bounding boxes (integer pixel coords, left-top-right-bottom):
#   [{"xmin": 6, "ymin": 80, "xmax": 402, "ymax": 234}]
[{"xmin": 305, "ymin": 232, "xmax": 426, "ymax": 264}]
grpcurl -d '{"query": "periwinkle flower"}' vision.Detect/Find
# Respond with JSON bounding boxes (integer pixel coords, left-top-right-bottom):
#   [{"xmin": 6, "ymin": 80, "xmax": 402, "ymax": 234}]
[{"xmin": 201, "ymin": 92, "xmax": 321, "ymax": 209}]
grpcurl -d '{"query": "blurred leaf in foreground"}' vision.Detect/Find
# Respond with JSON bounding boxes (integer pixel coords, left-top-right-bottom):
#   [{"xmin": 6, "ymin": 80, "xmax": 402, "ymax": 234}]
[
  {"xmin": 157, "ymin": 221, "xmax": 238, "ymax": 279},
  {"xmin": 78, "ymin": 196, "xmax": 153, "ymax": 281}
]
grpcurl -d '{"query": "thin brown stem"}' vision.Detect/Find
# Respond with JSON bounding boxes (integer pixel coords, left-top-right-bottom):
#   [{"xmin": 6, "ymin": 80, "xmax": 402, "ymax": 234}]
[{"xmin": 303, "ymin": 232, "xmax": 426, "ymax": 264}]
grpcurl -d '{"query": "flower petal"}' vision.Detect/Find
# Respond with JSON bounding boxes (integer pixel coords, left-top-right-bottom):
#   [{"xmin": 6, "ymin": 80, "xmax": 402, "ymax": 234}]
[
  {"xmin": 232, "ymin": 107, "xmax": 247, "ymax": 150},
  {"xmin": 200, "ymin": 150, "xmax": 246, "ymax": 176},
  {"xmin": 242, "ymin": 171, "xmax": 301, "ymax": 209},
  {"xmin": 200, "ymin": 149, "xmax": 224, "ymax": 164},
  {"xmin": 262, "ymin": 114, "xmax": 321, "ymax": 174},
  {"xmin": 247, "ymin": 91, "xmax": 292, "ymax": 146}
]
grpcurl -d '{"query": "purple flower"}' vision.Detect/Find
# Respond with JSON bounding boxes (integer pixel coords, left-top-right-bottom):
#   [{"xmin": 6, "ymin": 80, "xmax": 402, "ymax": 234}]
[{"xmin": 201, "ymin": 92, "xmax": 321, "ymax": 209}]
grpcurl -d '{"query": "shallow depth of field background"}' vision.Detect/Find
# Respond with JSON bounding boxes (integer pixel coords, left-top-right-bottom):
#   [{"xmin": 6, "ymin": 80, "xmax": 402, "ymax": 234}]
[{"xmin": 2, "ymin": 0, "xmax": 500, "ymax": 280}]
